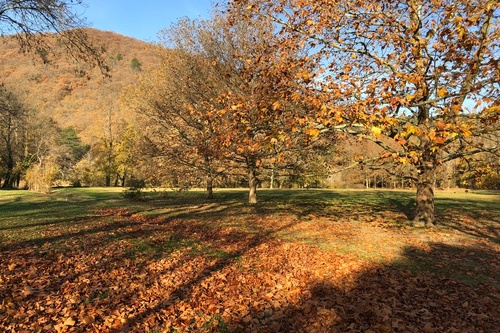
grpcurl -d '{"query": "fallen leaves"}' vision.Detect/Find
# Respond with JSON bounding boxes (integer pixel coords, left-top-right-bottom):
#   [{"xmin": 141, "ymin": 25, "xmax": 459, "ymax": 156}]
[{"xmin": 0, "ymin": 201, "xmax": 499, "ymax": 332}]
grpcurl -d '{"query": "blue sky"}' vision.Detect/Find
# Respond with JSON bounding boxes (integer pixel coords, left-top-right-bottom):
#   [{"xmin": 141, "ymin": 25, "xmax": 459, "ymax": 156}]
[{"xmin": 81, "ymin": 0, "xmax": 217, "ymax": 42}]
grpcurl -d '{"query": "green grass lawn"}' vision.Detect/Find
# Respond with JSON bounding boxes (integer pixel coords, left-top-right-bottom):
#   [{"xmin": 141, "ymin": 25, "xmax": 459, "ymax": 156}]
[{"xmin": 0, "ymin": 187, "xmax": 498, "ymax": 332}]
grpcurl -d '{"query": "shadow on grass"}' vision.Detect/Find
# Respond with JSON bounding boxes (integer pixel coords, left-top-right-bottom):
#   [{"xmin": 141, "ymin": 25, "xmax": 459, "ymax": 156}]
[
  {"xmin": 1, "ymin": 188, "xmax": 499, "ymax": 332},
  {"xmin": 229, "ymin": 242, "xmax": 499, "ymax": 333},
  {"xmin": 435, "ymin": 196, "xmax": 500, "ymax": 244}
]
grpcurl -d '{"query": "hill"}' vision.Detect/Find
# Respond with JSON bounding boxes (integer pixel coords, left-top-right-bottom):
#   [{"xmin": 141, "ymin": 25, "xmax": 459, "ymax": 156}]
[{"xmin": 0, "ymin": 28, "xmax": 158, "ymax": 142}]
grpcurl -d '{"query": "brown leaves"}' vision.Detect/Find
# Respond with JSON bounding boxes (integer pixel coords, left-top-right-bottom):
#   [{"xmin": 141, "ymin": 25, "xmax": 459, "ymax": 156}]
[{"xmin": 1, "ymin": 196, "xmax": 499, "ymax": 333}]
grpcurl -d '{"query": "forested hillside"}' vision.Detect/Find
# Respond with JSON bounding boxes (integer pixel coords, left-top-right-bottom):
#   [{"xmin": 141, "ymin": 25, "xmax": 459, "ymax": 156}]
[
  {"xmin": 0, "ymin": 29, "xmax": 162, "ymax": 188},
  {"xmin": 0, "ymin": 28, "xmax": 157, "ymax": 141}
]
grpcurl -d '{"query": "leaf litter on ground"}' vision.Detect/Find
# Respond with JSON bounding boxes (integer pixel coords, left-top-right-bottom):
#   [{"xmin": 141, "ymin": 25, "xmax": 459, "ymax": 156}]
[{"xmin": 0, "ymin": 189, "xmax": 499, "ymax": 332}]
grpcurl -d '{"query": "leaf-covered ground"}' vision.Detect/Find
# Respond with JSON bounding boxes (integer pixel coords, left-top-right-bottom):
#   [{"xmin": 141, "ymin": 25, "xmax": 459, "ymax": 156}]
[{"xmin": 0, "ymin": 188, "xmax": 498, "ymax": 332}]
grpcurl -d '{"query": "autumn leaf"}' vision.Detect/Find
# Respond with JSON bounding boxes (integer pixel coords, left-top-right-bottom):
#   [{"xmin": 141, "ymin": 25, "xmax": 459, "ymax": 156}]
[
  {"xmin": 63, "ymin": 317, "xmax": 76, "ymax": 326},
  {"xmin": 307, "ymin": 127, "xmax": 320, "ymax": 137},
  {"xmin": 436, "ymin": 87, "xmax": 448, "ymax": 97},
  {"xmin": 371, "ymin": 126, "xmax": 382, "ymax": 135}
]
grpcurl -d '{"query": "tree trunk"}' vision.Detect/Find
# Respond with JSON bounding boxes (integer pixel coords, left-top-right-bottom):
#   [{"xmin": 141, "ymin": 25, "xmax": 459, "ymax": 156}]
[
  {"xmin": 206, "ymin": 173, "xmax": 214, "ymax": 199},
  {"xmin": 413, "ymin": 130, "xmax": 437, "ymax": 227},
  {"xmin": 121, "ymin": 172, "xmax": 126, "ymax": 187},
  {"xmin": 2, "ymin": 150, "xmax": 14, "ymax": 188},
  {"xmin": 413, "ymin": 166, "xmax": 436, "ymax": 226},
  {"xmin": 248, "ymin": 165, "xmax": 258, "ymax": 204},
  {"xmin": 270, "ymin": 165, "xmax": 275, "ymax": 189}
]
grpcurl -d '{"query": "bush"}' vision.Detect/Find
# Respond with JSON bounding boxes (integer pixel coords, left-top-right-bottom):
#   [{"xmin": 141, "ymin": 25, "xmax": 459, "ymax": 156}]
[
  {"xmin": 121, "ymin": 187, "xmax": 144, "ymax": 200},
  {"xmin": 25, "ymin": 162, "xmax": 59, "ymax": 193}
]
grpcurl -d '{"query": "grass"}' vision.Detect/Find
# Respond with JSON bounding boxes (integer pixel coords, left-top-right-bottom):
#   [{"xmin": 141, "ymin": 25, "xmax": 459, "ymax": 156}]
[{"xmin": 0, "ymin": 187, "xmax": 498, "ymax": 332}]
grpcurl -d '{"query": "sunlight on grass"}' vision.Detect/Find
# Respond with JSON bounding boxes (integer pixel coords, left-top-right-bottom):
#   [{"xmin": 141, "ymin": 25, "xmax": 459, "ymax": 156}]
[{"xmin": 1, "ymin": 187, "xmax": 498, "ymax": 332}]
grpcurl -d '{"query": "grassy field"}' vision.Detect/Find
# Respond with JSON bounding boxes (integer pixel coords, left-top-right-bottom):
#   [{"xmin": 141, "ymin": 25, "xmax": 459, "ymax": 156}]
[{"xmin": 0, "ymin": 187, "xmax": 498, "ymax": 332}]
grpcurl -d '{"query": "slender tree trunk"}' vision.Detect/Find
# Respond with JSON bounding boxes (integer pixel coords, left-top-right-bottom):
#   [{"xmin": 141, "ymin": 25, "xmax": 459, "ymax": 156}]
[
  {"xmin": 2, "ymin": 148, "xmax": 14, "ymax": 188},
  {"xmin": 2, "ymin": 116, "xmax": 14, "ymax": 188},
  {"xmin": 270, "ymin": 165, "xmax": 275, "ymax": 189},
  {"xmin": 119, "ymin": 171, "xmax": 125, "ymax": 187},
  {"xmin": 206, "ymin": 173, "xmax": 214, "ymax": 199}
]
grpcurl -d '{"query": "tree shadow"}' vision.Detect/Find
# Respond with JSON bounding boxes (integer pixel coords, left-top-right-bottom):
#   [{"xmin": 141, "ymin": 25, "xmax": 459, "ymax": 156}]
[
  {"xmin": 435, "ymin": 198, "xmax": 500, "ymax": 244},
  {"xmin": 0, "ymin": 202, "xmax": 300, "ymax": 332},
  {"xmin": 230, "ymin": 242, "xmax": 499, "ymax": 333},
  {"xmin": 1, "ymin": 189, "xmax": 498, "ymax": 332}
]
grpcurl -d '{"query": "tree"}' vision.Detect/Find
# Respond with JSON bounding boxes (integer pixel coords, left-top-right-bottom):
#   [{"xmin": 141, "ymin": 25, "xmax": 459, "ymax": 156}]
[
  {"xmin": 194, "ymin": 12, "xmax": 319, "ymax": 203},
  {"xmin": 126, "ymin": 13, "xmax": 307, "ymax": 202},
  {"xmin": 57, "ymin": 126, "xmax": 90, "ymax": 185},
  {"xmin": 0, "ymin": 85, "xmax": 26, "ymax": 188},
  {"xmin": 123, "ymin": 43, "xmax": 227, "ymax": 197},
  {"xmin": 229, "ymin": 0, "xmax": 500, "ymax": 225},
  {"xmin": 130, "ymin": 57, "xmax": 141, "ymax": 71},
  {"xmin": 0, "ymin": 0, "xmax": 107, "ymax": 71}
]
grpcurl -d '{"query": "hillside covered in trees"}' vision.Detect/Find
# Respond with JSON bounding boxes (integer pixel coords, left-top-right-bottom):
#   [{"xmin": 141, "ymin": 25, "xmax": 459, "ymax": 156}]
[{"xmin": 0, "ymin": 29, "xmax": 161, "ymax": 188}]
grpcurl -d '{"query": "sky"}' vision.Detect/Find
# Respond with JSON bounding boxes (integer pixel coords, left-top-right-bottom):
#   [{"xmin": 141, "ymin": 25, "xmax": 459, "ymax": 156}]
[{"xmin": 81, "ymin": 0, "xmax": 217, "ymax": 42}]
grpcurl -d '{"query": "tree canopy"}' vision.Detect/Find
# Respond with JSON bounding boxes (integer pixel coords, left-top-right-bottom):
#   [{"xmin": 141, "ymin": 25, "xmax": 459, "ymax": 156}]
[{"xmin": 228, "ymin": 0, "xmax": 500, "ymax": 225}]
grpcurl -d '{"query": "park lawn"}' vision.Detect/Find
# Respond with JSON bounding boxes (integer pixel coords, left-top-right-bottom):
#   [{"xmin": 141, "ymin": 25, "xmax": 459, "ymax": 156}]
[{"xmin": 0, "ymin": 188, "xmax": 498, "ymax": 332}]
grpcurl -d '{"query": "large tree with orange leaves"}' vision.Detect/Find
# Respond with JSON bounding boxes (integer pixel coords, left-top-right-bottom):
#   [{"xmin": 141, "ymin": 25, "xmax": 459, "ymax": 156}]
[
  {"xmin": 128, "ymin": 13, "xmax": 317, "ymax": 203},
  {"xmin": 228, "ymin": 0, "xmax": 500, "ymax": 225}
]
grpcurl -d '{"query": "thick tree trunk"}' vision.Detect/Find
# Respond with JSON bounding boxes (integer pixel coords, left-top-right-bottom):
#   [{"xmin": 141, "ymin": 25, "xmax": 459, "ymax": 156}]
[
  {"xmin": 248, "ymin": 166, "xmax": 258, "ymax": 204},
  {"xmin": 413, "ymin": 151, "xmax": 437, "ymax": 226},
  {"xmin": 413, "ymin": 168, "xmax": 435, "ymax": 226}
]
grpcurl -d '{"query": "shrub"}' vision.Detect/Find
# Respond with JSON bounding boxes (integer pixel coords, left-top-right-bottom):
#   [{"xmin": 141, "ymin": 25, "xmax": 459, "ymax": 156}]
[
  {"xmin": 121, "ymin": 187, "xmax": 144, "ymax": 200},
  {"xmin": 25, "ymin": 162, "xmax": 59, "ymax": 193}
]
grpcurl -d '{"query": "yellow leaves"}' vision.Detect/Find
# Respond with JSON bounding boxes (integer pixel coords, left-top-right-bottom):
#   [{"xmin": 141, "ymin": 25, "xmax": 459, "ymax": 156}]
[
  {"xmin": 307, "ymin": 127, "xmax": 320, "ymax": 137},
  {"xmin": 435, "ymin": 120, "xmax": 446, "ymax": 130},
  {"xmin": 272, "ymin": 101, "xmax": 281, "ymax": 111},
  {"xmin": 297, "ymin": 69, "xmax": 312, "ymax": 83},
  {"xmin": 451, "ymin": 104, "xmax": 462, "ymax": 113},
  {"xmin": 460, "ymin": 124, "xmax": 472, "ymax": 137},
  {"xmin": 320, "ymin": 103, "xmax": 328, "ymax": 113},
  {"xmin": 63, "ymin": 317, "xmax": 76, "ymax": 326},
  {"xmin": 231, "ymin": 103, "xmax": 243, "ymax": 111},
  {"xmin": 291, "ymin": 92, "xmax": 302, "ymax": 102},
  {"xmin": 436, "ymin": 87, "xmax": 448, "ymax": 98},
  {"xmin": 407, "ymin": 125, "xmax": 418, "ymax": 135},
  {"xmin": 406, "ymin": 94, "xmax": 416, "ymax": 102},
  {"xmin": 371, "ymin": 126, "xmax": 382, "ymax": 136},
  {"xmin": 485, "ymin": 105, "xmax": 500, "ymax": 113},
  {"xmin": 457, "ymin": 24, "xmax": 466, "ymax": 40}
]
